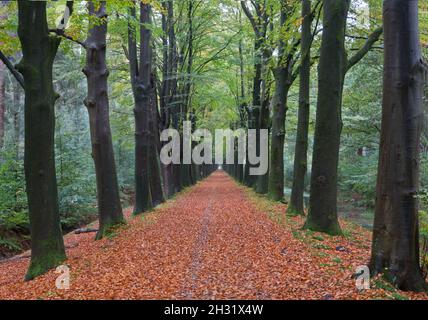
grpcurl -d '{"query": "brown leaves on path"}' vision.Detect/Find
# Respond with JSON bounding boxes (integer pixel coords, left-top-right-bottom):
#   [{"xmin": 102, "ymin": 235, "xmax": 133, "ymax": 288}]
[{"xmin": 0, "ymin": 171, "xmax": 427, "ymax": 300}]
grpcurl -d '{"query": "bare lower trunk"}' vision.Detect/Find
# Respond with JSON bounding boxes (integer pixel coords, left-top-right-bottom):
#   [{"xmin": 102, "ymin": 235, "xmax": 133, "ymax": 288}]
[
  {"xmin": 289, "ymin": 0, "xmax": 312, "ymax": 216},
  {"xmin": 256, "ymin": 84, "xmax": 270, "ymax": 194},
  {"xmin": 83, "ymin": 1, "xmax": 124, "ymax": 239},
  {"xmin": 305, "ymin": 0, "xmax": 350, "ymax": 235},
  {"xmin": 128, "ymin": 2, "xmax": 154, "ymax": 214},
  {"xmin": 148, "ymin": 73, "xmax": 165, "ymax": 206},
  {"xmin": 268, "ymin": 68, "xmax": 290, "ymax": 202},
  {"xmin": 370, "ymin": 0, "xmax": 428, "ymax": 292},
  {"xmin": 17, "ymin": 1, "xmax": 66, "ymax": 280}
]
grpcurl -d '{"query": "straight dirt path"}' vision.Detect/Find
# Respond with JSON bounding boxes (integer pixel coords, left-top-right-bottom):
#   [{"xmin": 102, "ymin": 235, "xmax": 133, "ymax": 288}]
[{"xmin": 0, "ymin": 172, "xmax": 427, "ymax": 300}]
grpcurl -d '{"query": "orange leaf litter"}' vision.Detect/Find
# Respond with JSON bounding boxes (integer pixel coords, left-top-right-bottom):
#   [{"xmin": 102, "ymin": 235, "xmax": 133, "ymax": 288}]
[{"xmin": 0, "ymin": 171, "xmax": 427, "ymax": 300}]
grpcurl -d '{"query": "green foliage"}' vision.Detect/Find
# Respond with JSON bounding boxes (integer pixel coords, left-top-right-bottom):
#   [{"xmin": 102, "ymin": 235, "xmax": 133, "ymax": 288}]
[
  {"xmin": 418, "ymin": 189, "xmax": 428, "ymax": 279},
  {"xmin": 0, "ymin": 150, "xmax": 28, "ymax": 255},
  {"xmin": 0, "ymin": 237, "xmax": 22, "ymax": 252},
  {"xmin": 55, "ymin": 112, "xmax": 98, "ymax": 231},
  {"xmin": 339, "ymin": 152, "xmax": 378, "ymax": 208},
  {"xmin": 0, "ymin": 150, "xmax": 28, "ymax": 231}
]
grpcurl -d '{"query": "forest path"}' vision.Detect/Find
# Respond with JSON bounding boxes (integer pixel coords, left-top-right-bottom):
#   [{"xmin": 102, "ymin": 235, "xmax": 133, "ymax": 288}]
[{"xmin": 1, "ymin": 171, "xmax": 425, "ymax": 300}]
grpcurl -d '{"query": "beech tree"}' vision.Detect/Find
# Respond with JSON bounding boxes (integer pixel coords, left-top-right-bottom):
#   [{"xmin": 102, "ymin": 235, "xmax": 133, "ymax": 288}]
[
  {"xmin": 268, "ymin": 1, "xmax": 320, "ymax": 202},
  {"xmin": 128, "ymin": 2, "xmax": 152, "ymax": 214},
  {"xmin": 305, "ymin": 0, "xmax": 382, "ymax": 235},
  {"xmin": 83, "ymin": 1, "xmax": 124, "ymax": 238},
  {"xmin": 16, "ymin": 0, "xmax": 73, "ymax": 280},
  {"xmin": 370, "ymin": 0, "xmax": 428, "ymax": 292},
  {"xmin": 287, "ymin": 0, "xmax": 314, "ymax": 216},
  {"xmin": 159, "ymin": 0, "xmax": 179, "ymax": 198},
  {"xmin": 240, "ymin": 0, "xmax": 269, "ymax": 189}
]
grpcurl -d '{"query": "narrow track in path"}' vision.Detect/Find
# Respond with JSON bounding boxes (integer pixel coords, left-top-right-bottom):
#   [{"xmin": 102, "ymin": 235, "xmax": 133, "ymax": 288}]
[{"xmin": 1, "ymin": 171, "xmax": 427, "ymax": 300}]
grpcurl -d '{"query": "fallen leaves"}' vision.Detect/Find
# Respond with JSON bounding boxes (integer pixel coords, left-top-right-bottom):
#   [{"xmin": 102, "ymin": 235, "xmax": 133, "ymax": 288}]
[{"xmin": 0, "ymin": 172, "xmax": 427, "ymax": 300}]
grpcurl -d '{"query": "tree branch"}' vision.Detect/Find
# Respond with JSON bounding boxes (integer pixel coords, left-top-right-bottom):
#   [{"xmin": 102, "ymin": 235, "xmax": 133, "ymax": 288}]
[
  {"xmin": 346, "ymin": 27, "xmax": 383, "ymax": 73},
  {"xmin": 49, "ymin": 29, "xmax": 86, "ymax": 48},
  {"xmin": 195, "ymin": 31, "xmax": 239, "ymax": 73},
  {"xmin": 0, "ymin": 50, "xmax": 25, "ymax": 89},
  {"xmin": 240, "ymin": 1, "xmax": 258, "ymax": 35},
  {"xmin": 49, "ymin": 2, "xmax": 83, "ymax": 47}
]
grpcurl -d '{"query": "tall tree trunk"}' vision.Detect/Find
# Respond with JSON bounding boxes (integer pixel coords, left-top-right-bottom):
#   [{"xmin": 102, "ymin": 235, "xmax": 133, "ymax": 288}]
[
  {"xmin": 268, "ymin": 67, "xmax": 290, "ymax": 201},
  {"xmin": 304, "ymin": 0, "xmax": 350, "ymax": 235},
  {"xmin": 0, "ymin": 61, "xmax": 5, "ymax": 149},
  {"xmin": 135, "ymin": 2, "xmax": 154, "ymax": 214},
  {"xmin": 168, "ymin": 0, "xmax": 182, "ymax": 194},
  {"xmin": 237, "ymin": 33, "xmax": 246, "ymax": 183},
  {"xmin": 148, "ymin": 73, "xmax": 165, "ymax": 206},
  {"xmin": 245, "ymin": 38, "xmax": 263, "ymax": 189},
  {"xmin": 255, "ymin": 65, "xmax": 271, "ymax": 194},
  {"xmin": 288, "ymin": 0, "xmax": 312, "ymax": 216},
  {"xmin": 16, "ymin": 1, "xmax": 66, "ymax": 280},
  {"xmin": 83, "ymin": 1, "xmax": 124, "ymax": 240},
  {"xmin": 267, "ymin": 9, "xmax": 293, "ymax": 202},
  {"xmin": 180, "ymin": 0, "xmax": 195, "ymax": 189},
  {"xmin": 370, "ymin": 0, "xmax": 428, "ymax": 292},
  {"xmin": 159, "ymin": 0, "xmax": 176, "ymax": 198}
]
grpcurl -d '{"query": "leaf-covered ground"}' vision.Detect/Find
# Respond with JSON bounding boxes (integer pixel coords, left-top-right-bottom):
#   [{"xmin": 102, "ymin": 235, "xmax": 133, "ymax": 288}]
[{"xmin": 0, "ymin": 172, "xmax": 427, "ymax": 300}]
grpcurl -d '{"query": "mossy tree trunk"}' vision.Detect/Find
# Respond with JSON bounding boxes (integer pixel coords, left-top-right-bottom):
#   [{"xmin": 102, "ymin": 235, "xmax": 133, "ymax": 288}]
[
  {"xmin": 83, "ymin": 1, "xmax": 124, "ymax": 239},
  {"xmin": 370, "ymin": 0, "xmax": 428, "ymax": 292},
  {"xmin": 16, "ymin": 0, "xmax": 67, "ymax": 280}
]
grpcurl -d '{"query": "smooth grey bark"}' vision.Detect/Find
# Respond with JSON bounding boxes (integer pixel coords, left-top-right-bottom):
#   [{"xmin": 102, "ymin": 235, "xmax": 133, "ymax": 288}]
[
  {"xmin": 237, "ymin": 32, "xmax": 246, "ymax": 183},
  {"xmin": 240, "ymin": 1, "xmax": 268, "ymax": 189},
  {"xmin": 268, "ymin": 67, "xmax": 291, "ymax": 202},
  {"xmin": 268, "ymin": 7, "xmax": 299, "ymax": 202},
  {"xmin": 16, "ymin": 0, "xmax": 71, "ymax": 280},
  {"xmin": 305, "ymin": 0, "xmax": 350, "ymax": 235},
  {"xmin": 370, "ymin": 0, "xmax": 428, "ymax": 292},
  {"xmin": 128, "ymin": 2, "xmax": 153, "ymax": 214},
  {"xmin": 255, "ymin": 52, "xmax": 272, "ymax": 195},
  {"xmin": 160, "ymin": 0, "xmax": 179, "ymax": 197},
  {"xmin": 83, "ymin": 1, "xmax": 124, "ymax": 239},
  {"xmin": 179, "ymin": 0, "xmax": 195, "ymax": 189},
  {"xmin": 288, "ymin": 0, "xmax": 312, "ymax": 216},
  {"xmin": 148, "ymin": 73, "xmax": 165, "ymax": 206},
  {"xmin": 305, "ymin": 0, "xmax": 382, "ymax": 234}
]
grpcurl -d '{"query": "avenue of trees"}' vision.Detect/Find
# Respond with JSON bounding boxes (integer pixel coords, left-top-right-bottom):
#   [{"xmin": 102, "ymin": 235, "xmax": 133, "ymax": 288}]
[{"xmin": 0, "ymin": 0, "xmax": 427, "ymax": 292}]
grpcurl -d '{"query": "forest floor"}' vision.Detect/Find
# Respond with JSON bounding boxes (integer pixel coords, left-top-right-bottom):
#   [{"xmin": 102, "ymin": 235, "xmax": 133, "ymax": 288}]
[{"xmin": 0, "ymin": 171, "xmax": 427, "ymax": 300}]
